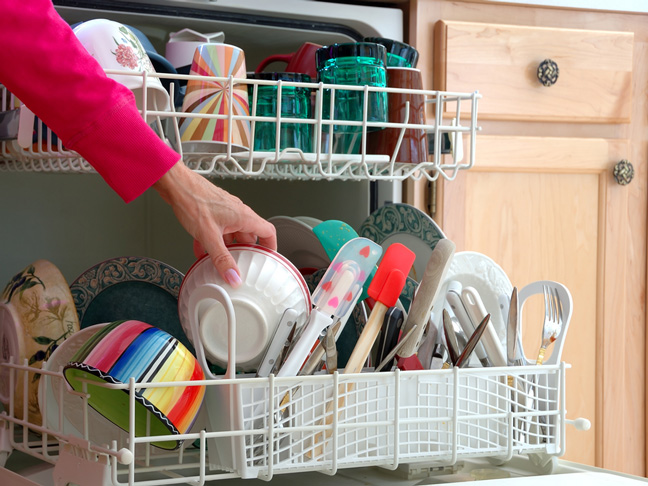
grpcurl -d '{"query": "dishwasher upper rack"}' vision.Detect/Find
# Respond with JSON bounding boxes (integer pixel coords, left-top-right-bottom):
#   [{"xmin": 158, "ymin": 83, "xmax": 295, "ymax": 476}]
[
  {"xmin": 0, "ymin": 72, "xmax": 480, "ymax": 181},
  {"xmin": 0, "ymin": 358, "xmax": 571, "ymax": 486}
]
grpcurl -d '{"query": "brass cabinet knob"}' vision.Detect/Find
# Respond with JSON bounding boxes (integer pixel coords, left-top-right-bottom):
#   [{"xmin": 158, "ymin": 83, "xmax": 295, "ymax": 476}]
[
  {"xmin": 537, "ymin": 59, "xmax": 559, "ymax": 87},
  {"xmin": 613, "ymin": 159, "xmax": 634, "ymax": 185}
]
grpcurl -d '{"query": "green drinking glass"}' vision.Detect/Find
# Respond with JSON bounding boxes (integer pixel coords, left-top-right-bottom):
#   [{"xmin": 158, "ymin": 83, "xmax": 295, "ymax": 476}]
[{"xmin": 247, "ymin": 72, "xmax": 313, "ymax": 153}]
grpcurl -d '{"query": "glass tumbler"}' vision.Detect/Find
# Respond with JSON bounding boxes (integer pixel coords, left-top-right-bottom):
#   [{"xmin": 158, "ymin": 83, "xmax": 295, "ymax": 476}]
[
  {"xmin": 316, "ymin": 42, "xmax": 388, "ymax": 153},
  {"xmin": 363, "ymin": 37, "xmax": 419, "ymax": 68},
  {"xmin": 247, "ymin": 72, "xmax": 313, "ymax": 152}
]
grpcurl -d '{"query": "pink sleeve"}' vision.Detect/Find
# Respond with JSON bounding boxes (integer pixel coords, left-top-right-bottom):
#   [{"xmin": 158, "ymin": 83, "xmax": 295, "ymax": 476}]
[{"xmin": 0, "ymin": 0, "xmax": 180, "ymax": 202}]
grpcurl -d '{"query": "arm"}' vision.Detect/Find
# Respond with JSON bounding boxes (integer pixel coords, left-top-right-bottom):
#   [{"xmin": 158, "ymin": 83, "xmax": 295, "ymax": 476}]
[{"xmin": 0, "ymin": 0, "xmax": 276, "ymax": 282}]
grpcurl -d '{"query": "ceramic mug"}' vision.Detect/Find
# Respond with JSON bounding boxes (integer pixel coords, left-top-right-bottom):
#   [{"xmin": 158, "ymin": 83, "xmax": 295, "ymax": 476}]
[
  {"xmin": 63, "ymin": 319, "xmax": 205, "ymax": 450},
  {"xmin": 73, "ymin": 19, "xmax": 170, "ymax": 122},
  {"xmin": 255, "ymin": 42, "xmax": 322, "ymax": 80},
  {"xmin": 165, "ymin": 29, "xmax": 226, "ymax": 70},
  {"xmin": 179, "ymin": 43, "xmax": 251, "ymax": 153},
  {"xmin": 367, "ymin": 67, "xmax": 428, "ymax": 163}
]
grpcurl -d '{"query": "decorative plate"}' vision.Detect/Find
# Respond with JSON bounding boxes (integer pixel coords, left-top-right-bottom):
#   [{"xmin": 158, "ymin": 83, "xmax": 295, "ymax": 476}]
[
  {"xmin": 69, "ymin": 257, "xmax": 189, "ymax": 352},
  {"xmin": 359, "ymin": 203, "xmax": 445, "ymax": 282}
]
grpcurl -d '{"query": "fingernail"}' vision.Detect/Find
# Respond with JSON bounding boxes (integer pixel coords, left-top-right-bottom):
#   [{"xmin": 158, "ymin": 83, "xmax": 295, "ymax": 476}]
[{"xmin": 225, "ymin": 269, "xmax": 242, "ymax": 288}]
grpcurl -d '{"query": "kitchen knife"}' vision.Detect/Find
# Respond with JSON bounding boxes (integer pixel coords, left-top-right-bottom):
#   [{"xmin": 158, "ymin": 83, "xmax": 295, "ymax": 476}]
[
  {"xmin": 415, "ymin": 314, "xmax": 438, "ymax": 369},
  {"xmin": 455, "ymin": 314, "xmax": 491, "ymax": 368},
  {"xmin": 507, "ymin": 287, "xmax": 522, "ymax": 367},
  {"xmin": 446, "ymin": 281, "xmax": 490, "ymax": 367},
  {"xmin": 375, "ymin": 306, "xmax": 404, "ymax": 370},
  {"xmin": 374, "ymin": 324, "xmax": 418, "ymax": 372},
  {"xmin": 311, "ymin": 242, "xmax": 415, "ymax": 456},
  {"xmin": 397, "ymin": 238, "xmax": 456, "ymax": 359},
  {"xmin": 442, "ymin": 308, "xmax": 461, "ymax": 366},
  {"xmin": 277, "ymin": 237, "xmax": 382, "ymax": 377},
  {"xmin": 461, "ymin": 287, "xmax": 507, "ymax": 367}
]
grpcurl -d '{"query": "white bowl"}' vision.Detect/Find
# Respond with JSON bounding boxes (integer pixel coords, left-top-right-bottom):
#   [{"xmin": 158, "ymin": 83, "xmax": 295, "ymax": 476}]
[{"xmin": 178, "ymin": 244, "xmax": 311, "ymax": 372}]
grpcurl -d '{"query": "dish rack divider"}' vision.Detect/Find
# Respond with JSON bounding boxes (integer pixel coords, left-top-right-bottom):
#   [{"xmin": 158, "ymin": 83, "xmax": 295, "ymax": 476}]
[
  {"xmin": 0, "ymin": 72, "xmax": 480, "ymax": 181},
  {"xmin": 0, "ymin": 358, "xmax": 570, "ymax": 485}
]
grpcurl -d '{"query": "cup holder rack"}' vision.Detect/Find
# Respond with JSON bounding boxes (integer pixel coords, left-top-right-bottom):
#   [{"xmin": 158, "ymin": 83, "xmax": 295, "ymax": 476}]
[{"xmin": 0, "ymin": 73, "xmax": 480, "ymax": 182}]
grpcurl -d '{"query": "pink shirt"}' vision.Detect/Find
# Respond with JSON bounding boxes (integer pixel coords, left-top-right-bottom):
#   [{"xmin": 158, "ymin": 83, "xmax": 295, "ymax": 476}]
[{"xmin": 0, "ymin": 0, "xmax": 180, "ymax": 202}]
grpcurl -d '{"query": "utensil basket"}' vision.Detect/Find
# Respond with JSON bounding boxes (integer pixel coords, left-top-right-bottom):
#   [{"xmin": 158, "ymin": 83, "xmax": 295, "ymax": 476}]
[{"xmin": 0, "ymin": 358, "xmax": 568, "ymax": 485}]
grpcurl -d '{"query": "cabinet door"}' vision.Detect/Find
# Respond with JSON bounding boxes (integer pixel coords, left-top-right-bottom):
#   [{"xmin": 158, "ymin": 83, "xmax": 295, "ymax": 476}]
[
  {"xmin": 440, "ymin": 135, "xmax": 636, "ymax": 469},
  {"xmin": 434, "ymin": 20, "xmax": 633, "ymax": 123}
]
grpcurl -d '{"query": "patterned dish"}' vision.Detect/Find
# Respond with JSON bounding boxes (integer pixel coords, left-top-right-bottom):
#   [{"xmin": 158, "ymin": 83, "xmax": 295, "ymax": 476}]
[
  {"xmin": 69, "ymin": 256, "xmax": 189, "ymax": 352},
  {"xmin": 359, "ymin": 203, "xmax": 445, "ymax": 282}
]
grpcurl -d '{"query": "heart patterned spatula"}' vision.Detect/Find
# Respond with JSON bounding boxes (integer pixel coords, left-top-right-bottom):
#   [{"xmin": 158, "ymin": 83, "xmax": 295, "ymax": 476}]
[{"xmin": 277, "ymin": 237, "xmax": 382, "ymax": 377}]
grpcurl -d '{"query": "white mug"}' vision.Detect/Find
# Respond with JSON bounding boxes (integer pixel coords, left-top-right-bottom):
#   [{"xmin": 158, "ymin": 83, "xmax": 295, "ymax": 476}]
[{"xmin": 73, "ymin": 19, "xmax": 170, "ymax": 122}]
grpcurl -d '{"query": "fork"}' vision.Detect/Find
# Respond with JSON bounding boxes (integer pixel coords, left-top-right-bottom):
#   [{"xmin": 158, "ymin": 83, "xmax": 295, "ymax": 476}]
[{"xmin": 536, "ymin": 285, "xmax": 563, "ymax": 365}]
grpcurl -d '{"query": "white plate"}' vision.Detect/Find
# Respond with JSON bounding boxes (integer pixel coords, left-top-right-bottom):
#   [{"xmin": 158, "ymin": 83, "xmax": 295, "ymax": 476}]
[
  {"xmin": 269, "ymin": 216, "xmax": 330, "ymax": 271},
  {"xmin": 358, "ymin": 203, "xmax": 445, "ymax": 282},
  {"xmin": 439, "ymin": 251, "xmax": 513, "ymax": 347}
]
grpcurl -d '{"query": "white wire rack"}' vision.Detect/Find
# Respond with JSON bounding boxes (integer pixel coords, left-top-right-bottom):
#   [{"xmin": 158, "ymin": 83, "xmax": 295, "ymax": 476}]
[
  {"xmin": 0, "ymin": 357, "xmax": 574, "ymax": 486},
  {"xmin": 0, "ymin": 72, "xmax": 480, "ymax": 181}
]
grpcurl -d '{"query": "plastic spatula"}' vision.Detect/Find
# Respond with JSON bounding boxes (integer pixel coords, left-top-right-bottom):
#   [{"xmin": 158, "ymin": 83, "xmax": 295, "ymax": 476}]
[
  {"xmin": 310, "ymin": 243, "xmax": 415, "ymax": 457},
  {"xmin": 313, "ymin": 219, "xmax": 376, "ymax": 301},
  {"xmin": 277, "ymin": 237, "xmax": 382, "ymax": 377}
]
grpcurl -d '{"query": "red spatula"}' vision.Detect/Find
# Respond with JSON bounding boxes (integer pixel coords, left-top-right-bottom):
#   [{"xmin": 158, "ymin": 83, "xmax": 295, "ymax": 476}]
[{"xmin": 310, "ymin": 243, "xmax": 415, "ymax": 457}]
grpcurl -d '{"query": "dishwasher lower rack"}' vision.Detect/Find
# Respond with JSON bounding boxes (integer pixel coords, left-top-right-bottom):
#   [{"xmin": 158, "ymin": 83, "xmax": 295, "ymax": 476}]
[
  {"xmin": 0, "ymin": 361, "xmax": 570, "ymax": 485},
  {"xmin": 0, "ymin": 74, "xmax": 480, "ymax": 182}
]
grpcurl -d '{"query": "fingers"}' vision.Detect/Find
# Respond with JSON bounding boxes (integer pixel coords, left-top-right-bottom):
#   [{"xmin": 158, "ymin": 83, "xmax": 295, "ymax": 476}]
[{"xmin": 201, "ymin": 235, "xmax": 243, "ymax": 288}]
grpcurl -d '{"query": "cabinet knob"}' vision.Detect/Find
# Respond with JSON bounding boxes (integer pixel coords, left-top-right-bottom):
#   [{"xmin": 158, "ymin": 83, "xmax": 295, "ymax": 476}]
[
  {"xmin": 613, "ymin": 159, "xmax": 634, "ymax": 185},
  {"xmin": 537, "ymin": 59, "xmax": 559, "ymax": 87}
]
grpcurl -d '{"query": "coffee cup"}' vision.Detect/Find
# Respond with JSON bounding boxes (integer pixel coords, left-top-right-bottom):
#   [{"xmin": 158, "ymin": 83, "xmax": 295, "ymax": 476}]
[
  {"xmin": 165, "ymin": 29, "xmax": 226, "ymax": 70},
  {"xmin": 179, "ymin": 43, "xmax": 251, "ymax": 153},
  {"xmin": 73, "ymin": 19, "xmax": 170, "ymax": 123},
  {"xmin": 367, "ymin": 67, "xmax": 428, "ymax": 163},
  {"xmin": 255, "ymin": 42, "xmax": 322, "ymax": 80}
]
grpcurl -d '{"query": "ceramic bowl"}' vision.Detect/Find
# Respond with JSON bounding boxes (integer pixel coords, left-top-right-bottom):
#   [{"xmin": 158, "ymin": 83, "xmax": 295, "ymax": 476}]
[
  {"xmin": 178, "ymin": 244, "xmax": 312, "ymax": 372},
  {"xmin": 63, "ymin": 320, "xmax": 205, "ymax": 450},
  {"xmin": 1, "ymin": 259, "xmax": 80, "ymax": 424}
]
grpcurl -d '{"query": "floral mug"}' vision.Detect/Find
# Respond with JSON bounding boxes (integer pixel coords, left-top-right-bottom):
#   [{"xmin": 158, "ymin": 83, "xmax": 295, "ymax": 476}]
[{"xmin": 73, "ymin": 19, "xmax": 170, "ymax": 122}]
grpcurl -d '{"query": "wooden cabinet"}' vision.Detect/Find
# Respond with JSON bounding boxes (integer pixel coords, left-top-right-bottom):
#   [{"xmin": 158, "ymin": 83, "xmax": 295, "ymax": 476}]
[{"xmin": 408, "ymin": 1, "xmax": 647, "ymax": 476}]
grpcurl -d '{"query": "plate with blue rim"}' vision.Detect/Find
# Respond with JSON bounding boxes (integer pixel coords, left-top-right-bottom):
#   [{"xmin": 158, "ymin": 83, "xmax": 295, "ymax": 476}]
[
  {"xmin": 69, "ymin": 256, "xmax": 191, "ymax": 354},
  {"xmin": 359, "ymin": 203, "xmax": 446, "ymax": 284}
]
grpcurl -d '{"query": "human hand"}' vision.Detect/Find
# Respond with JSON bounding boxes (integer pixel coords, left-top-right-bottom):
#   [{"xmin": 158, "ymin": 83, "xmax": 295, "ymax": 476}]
[{"xmin": 153, "ymin": 161, "xmax": 277, "ymax": 287}]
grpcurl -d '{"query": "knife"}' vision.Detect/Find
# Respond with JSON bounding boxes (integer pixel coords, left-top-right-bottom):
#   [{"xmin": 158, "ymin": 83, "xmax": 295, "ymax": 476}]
[
  {"xmin": 415, "ymin": 314, "xmax": 437, "ymax": 369},
  {"xmin": 442, "ymin": 308, "xmax": 461, "ymax": 366},
  {"xmin": 507, "ymin": 287, "xmax": 522, "ymax": 367},
  {"xmin": 375, "ymin": 307, "xmax": 404, "ymax": 371},
  {"xmin": 455, "ymin": 314, "xmax": 491, "ymax": 368},
  {"xmin": 277, "ymin": 237, "xmax": 382, "ymax": 377},
  {"xmin": 397, "ymin": 238, "xmax": 456, "ymax": 359}
]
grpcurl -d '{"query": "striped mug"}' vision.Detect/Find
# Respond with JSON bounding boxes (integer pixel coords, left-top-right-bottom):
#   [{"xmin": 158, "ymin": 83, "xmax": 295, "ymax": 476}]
[
  {"xmin": 179, "ymin": 43, "xmax": 251, "ymax": 153},
  {"xmin": 63, "ymin": 320, "xmax": 205, "ymax": 450}
]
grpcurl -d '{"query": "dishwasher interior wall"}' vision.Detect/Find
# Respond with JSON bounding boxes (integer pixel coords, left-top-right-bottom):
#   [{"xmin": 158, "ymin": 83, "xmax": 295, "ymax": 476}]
[{"xmin": 0, "ymin": 173, "xmax": 369, "ymax": 285}]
